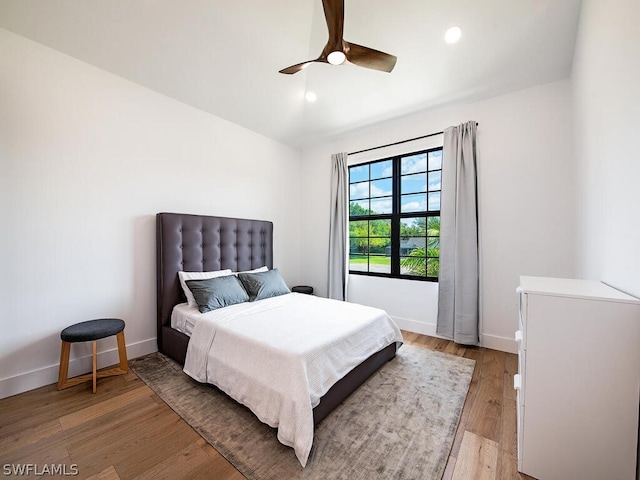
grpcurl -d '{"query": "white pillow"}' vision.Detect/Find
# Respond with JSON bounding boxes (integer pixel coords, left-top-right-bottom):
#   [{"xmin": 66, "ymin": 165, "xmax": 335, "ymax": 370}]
[
  {"xmin": 178, "ymin": 269, "xmax": 233, "ymax": 308},
  {"xmin": 233, "ymin": 266, "xmax": 269, "ymax": 275}
]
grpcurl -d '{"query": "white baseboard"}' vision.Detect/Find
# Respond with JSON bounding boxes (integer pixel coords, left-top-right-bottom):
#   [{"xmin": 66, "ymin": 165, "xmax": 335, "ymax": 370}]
[
  {"xmin": 0, "ymin": 337, "xmax": 157, "ymax": 400},
  {"xmin": 480, "ymin": 333, "xmax": 517, "ymax": 354},
  {"xmin": 392, "ymin": 315, "xmax": 517, "ymax": 354},
  {"xmin": 392, "ymin": 316, "xmax": 439, "ymax": 337}
]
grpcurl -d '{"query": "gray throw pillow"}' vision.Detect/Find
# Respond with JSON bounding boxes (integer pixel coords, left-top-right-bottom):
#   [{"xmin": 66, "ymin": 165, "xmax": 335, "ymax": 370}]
[
  {"xmin": 186, "ymin": 275, "xmax": 250, "ymax": 313},
  {"xmin": 237, "ymin": 268, "xmax": 291, "ymax": 301}
]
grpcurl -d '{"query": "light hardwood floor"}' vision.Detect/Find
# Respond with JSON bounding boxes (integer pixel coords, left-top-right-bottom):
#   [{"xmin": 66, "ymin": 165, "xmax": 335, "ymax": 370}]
[{"xmin": 0, "ymin": 332, "xmax": 535, "ymax": 480}]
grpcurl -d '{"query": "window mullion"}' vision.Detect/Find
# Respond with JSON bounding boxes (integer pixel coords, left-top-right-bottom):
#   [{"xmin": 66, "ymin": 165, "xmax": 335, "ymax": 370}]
[{"xmin": 390, "ymin": 157, "xmax": 401, "ymax": 276}]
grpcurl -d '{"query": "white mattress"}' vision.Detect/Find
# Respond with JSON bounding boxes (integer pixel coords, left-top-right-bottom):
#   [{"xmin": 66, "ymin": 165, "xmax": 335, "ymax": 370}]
[
  {"xmin": 178, "ymin": 292, "xmax": 403, "ymax": 467},
  {"xmin": 171, "ymin": 302, "xmax": 201, "ymax": 336}
]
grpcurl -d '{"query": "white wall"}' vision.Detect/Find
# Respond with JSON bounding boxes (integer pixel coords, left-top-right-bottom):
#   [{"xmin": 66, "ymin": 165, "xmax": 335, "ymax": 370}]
[
  {"xmin": 300, "ymin": 80, "xmax": 576, "ymax": 353},
  {"xmin": 0, "ymin": 28, "xmax": 303, "ymax": 398},
  {"xmin": 572, "ymin": 0, "xmax": 640, "ymax": 299}
]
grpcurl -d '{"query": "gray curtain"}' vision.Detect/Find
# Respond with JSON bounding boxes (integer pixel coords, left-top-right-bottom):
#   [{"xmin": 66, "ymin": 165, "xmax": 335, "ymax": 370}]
[
  {"xmin": 328, "ymin": 152, "xmax": 348, "ymax": 300},
  {"xmin": 436, "ymin": 121, "xmax": 479, "ymax": 345}
]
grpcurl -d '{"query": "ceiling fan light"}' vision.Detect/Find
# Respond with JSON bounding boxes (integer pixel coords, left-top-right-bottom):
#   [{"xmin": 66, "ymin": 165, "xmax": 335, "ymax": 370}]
[{"xmin": 327, "ymin": 50, "xmax": 346, "ymax": 65}]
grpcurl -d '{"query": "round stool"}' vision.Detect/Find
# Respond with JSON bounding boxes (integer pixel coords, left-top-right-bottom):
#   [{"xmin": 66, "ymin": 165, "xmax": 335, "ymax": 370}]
[
  {"xmin": 57, "ymin": 318, "xmax": 128, "ymax": 393},
  {"xmin": 292, "ymin": 285, "xmax": 314, "ymax": 295}
]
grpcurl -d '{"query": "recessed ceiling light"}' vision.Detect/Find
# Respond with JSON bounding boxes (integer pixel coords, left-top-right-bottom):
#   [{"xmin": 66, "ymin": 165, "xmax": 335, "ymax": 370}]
[
  {"xmin": 445, "ymin": 26, "xmax": 462, "ymax": 44},
  {"xmin": 305, "ymin": 91, "xmax": 317, "ymax": 102}
]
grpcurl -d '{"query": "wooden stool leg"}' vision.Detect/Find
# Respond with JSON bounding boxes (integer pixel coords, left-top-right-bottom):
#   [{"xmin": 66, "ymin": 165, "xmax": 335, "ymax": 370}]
[
  {"xmin": 58, "ymin": 329, "xmax": 127, "ymax": 393},
  {"xmin": 116, "ymin": 331, "xmax": 128, "ymax": 372},
  {"xmin": 57, "ymin": 341, "xmax": 71, "ymax": 390},
  {"xmin": 92, "ymin": 340, "xmax": 97, "ymax": 394}
]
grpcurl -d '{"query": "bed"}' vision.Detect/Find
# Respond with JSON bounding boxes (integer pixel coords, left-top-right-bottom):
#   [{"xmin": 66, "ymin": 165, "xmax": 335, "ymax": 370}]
[{"xmin": 156, "ymin": 212, "xmax": 402, "ymax": 466}]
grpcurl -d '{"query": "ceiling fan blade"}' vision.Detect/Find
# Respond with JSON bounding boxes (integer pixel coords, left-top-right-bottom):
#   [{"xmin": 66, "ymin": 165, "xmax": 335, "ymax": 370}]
[
  {"xmin": 322, "ymin": 0, "xmax": 344, "ymax": 48},
  {"xmin": 279, "ymin": 60, "xmax": 317, "ymax": 75},
  {"xmin": 345, "ymin": 41, "xmax": 397, "ymax": 73}
]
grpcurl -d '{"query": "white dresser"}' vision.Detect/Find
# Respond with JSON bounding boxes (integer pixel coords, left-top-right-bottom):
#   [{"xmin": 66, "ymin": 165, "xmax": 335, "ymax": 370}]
[{"xmin": 515, "ymin": 276, "xmax": 640, "ymax": 480}]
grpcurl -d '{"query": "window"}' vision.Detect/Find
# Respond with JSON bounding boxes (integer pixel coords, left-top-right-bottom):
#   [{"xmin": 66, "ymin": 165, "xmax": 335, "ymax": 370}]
[{"xmin": 348, "ymin": 148, "xmax": 442, "ymax": 281}]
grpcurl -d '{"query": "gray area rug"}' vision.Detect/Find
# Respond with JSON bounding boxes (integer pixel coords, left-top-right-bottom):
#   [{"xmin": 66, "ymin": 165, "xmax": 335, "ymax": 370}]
[{"xmin": 130, "ymin": 344, "xmax": 475, "ymax": 480}]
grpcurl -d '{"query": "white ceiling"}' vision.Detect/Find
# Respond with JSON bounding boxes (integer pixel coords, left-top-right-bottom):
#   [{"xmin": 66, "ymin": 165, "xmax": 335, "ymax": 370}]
[{"xmin": 0, "ymin": 0, "xmax": 583, "ymax": 148}]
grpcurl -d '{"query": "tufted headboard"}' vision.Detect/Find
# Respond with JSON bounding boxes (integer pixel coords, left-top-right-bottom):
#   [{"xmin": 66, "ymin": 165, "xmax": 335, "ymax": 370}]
[{"xmin": 156, "ymin": 212, "xmax": 273, "ymax": 362}]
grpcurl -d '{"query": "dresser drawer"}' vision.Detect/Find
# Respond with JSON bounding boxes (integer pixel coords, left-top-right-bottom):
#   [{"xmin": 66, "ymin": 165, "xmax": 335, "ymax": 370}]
[
  {"xmin": 516, "ymin": 286, "xmax": 526, "ymax": 349},
  {"xmin": 516, "ymin": 388, "xmax": 524, "ymax": 469},
  {"xmin": 515, "ymin": 329, "xmax": 526, "ymax": 400}
]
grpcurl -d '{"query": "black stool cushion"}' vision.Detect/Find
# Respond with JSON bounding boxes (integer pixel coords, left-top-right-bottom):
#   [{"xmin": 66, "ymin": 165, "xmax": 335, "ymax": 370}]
[
  {"xmin": 61, "ymin": 318, "xmax": 125, "ymax": 342},
  {"xmin": 292, "ymin": 285, "xmax": 313, "ymax": 295}
]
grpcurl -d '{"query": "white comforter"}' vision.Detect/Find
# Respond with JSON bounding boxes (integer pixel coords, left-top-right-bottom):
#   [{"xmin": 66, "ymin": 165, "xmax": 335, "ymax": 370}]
[{"xmin": 182, "ymin": 292, "xmax": 403, "ymax": 467}]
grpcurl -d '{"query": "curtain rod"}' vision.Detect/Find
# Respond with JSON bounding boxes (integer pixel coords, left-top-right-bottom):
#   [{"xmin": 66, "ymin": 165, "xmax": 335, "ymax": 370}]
[{"xmin": 348, "ymin": 123, "xmax": 478, "ymax": 156}]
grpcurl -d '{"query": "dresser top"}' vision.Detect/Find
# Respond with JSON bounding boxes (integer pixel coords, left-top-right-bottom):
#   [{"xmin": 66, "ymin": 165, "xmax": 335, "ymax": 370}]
[{"xmin": 519, "ymin": 276, "xmax": 640, "ymax": 304}]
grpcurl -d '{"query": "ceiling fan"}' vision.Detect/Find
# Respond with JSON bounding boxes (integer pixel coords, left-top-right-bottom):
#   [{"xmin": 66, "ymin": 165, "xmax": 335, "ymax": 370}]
[{"xmin": 279, "ymin": 0, "xmax": 397, "ymax": 75}]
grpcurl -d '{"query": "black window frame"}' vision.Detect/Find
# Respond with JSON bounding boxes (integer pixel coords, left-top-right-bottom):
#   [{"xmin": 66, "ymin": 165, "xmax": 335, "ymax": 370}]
[{"xmin": 348, "ymin": 147, "xmax": 442, "ymax": 282}]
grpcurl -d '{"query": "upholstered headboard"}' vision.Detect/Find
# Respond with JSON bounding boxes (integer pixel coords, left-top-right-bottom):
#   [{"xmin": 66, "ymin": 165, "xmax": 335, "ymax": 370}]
[{"xmin": 156, "ymin": 212, "xmax": 273, "ymax": 361}]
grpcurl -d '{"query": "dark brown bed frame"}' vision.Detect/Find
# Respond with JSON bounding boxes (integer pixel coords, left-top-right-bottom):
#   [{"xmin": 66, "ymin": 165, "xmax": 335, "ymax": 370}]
[{"xmin": 156, "ymin": 212, "xmax": 397, "ymax": 424}]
